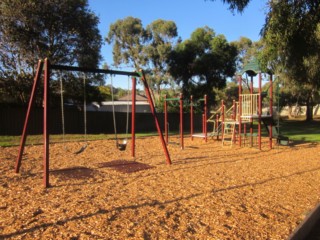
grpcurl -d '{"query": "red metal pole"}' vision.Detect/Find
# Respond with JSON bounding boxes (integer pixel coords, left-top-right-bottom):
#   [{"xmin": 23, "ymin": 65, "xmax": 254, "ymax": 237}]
[
  {"xmin": 232, "ymin": 100, "xmax": 236, "ymax": 121},
  {"xmin": 15, "ymin": 60, "xmax": 44, "ymax": 173},
  {"xmin": 269, "ymin": 74, "xmax": 273, "ymax": 149},
  {"xmin": 43, "ymin": 59, "xmax": 50, "ymax": 188},
  {"xmin": 190, "ymin": 95, "xmax": 193, "ymax": 141},
  {"xmin": 216, "ymin": 113, "xmax": 219, "ymax": 140},
  {"xmin": 250, "ymin": 76, "xmax": 254, "ymax": 146},
  {"xmin": 164, "ymin": 95, "xmax": 168, "ymax": 144},
  {"xmin": 238, "ymin": 75, "xmax": 242, "ymax": 146},
  {"xmin": 221, "ymin": 100, "xmax": 225, "ymax": 140},
  {"xmin": 204, "ymin": 95, "xmax": 207, "ymax": 142},
  {"xmin": 139, "ymin": 70, "xmax": 172, "ymax": 165},
  {"xmin": 131, "ymin": 77, "xmax": 136, "ymax": 157},
  {"xmin": 180, "ymin": 93, "xmax": 184, "ymax": 149},
  {"xmin": 202, "ymin": 114, "xmax": 205, "ymax": 134},
  {"xmin": 258, "ymin": 72, "xmax": 262, "ymax": 150}
]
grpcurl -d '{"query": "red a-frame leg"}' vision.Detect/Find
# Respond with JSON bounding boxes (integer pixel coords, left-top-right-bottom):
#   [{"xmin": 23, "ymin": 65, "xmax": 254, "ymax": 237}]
[
  {"xmin": 15, "ymin": 60, "xmax": 44, "ymax": 173},
  {"xmin": 139, "ymin": 70, "xmax": 172, "ymax": 165}
]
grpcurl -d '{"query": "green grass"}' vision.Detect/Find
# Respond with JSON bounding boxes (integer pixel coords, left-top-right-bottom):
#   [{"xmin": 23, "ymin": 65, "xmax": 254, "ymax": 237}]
[
  {"xmin": 279, "ymin": 119, "xmax": 320, "ymax": 142},
  {"xmin": 0, "ymin": 132, "xmax": 160, "ymax": 147},
  {"xmin": 1, "ymin": 119, "xmax": 320, "ymax": 147}
]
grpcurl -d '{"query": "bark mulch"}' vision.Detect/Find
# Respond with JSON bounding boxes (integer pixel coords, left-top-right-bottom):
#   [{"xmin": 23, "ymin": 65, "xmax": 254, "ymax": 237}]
[{"xmin": 1, "ymin": 136, "xmax": 320, "ymax": 239}]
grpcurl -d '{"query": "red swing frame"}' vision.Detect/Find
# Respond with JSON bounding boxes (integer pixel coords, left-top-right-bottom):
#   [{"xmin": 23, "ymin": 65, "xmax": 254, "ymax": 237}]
[{"xmin": 15, "ymin": 59, "xmax": 172, "ymax": 188}]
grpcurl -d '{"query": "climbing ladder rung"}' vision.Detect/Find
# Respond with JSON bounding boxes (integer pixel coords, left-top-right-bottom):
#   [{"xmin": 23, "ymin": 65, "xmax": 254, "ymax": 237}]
[{"xmin": 222, "ymin": 122, "xmax": 236, "ymax": 146}]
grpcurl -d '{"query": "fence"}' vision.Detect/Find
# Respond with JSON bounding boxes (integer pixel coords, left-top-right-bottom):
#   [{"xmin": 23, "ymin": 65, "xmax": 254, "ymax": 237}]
[{"xmin": 0, "ymin": 106, "xmax": 205, "ymax": 136}]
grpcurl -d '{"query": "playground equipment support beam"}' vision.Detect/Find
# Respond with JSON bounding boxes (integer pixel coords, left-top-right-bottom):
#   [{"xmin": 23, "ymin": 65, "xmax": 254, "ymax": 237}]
[
  {"xmin": 180, "ymin": 94, "xmax": 184, "ymax": 149},
  {"xmin": 15, "ymin": 60, "xmax": 44, "ymax": 174},
  {"xmin": 164, "ymin": 95, "xmax": 168, "ymax": 144},
  {"xmin": 258, "ymin": 72, "xmax": 262, "ymax": 150},
  {"xmin": 43, "ymin": 59, "xmax": 50, "ymax": 187},
  {"xmin": 190, "ymin": 96, "xmax": 194, "ymax": 140},
  {"xmin": 131, "ymin": 77, "xmax": 136, "ymax": 157},
  {"xmin": 139, "ymin": 70, "xmax": 172, "ymax": 165},
  {"xmin": 269, "ymin": 74, "xmax": 273, "ymax": 149},
  {"xmin": 238, "ymin": 76, "xmax": 242, "ymax": 146},
  {"xmin": 204, "ymin": 95, "xmax": 208, "ymax": 142},
  {"xmin": 50, "ymin": 64, "xmax": 140, "ymax": 77}
]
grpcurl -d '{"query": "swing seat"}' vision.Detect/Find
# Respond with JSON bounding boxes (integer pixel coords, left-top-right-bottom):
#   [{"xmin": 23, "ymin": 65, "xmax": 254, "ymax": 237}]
[
  {"xmin": 74, "ymin": 144, "xmax": 88, "ymax": 155},
  {"xmin": 117, "ymin": 140, "xmax": 127, "ymax": 151}
]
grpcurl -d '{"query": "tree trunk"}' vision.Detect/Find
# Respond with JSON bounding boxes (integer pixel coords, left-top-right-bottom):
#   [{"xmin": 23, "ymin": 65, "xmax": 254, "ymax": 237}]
[
  {"xmin": 288, "ymin": 106, "xmax": 294, "ymax": 119},
  {"xmin": 305, "ymin": 96, "xmax": 313, "ymax": 121}
]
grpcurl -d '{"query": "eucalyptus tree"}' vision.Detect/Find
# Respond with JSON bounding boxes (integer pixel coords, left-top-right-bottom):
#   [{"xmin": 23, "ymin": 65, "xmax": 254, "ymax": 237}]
[
  {"xmin": 107, "ymin": 17, "xmax": 179, "ymax": 95},
  {"xmin": 106, "ymin": 17, "xmax": 149, "ymax": 70},
  {"xmin": 0, "ymin": 0, "xmax": 102, "ymax": 105},
  {"xmin": 168, "ymin": 26, "xmax": 238, "ymax": 103},
  {"xmin": 209, "ymin": 0, "xmax": 251, "ymax": 12},
  {"xmin": 144, "ymin": 19, "xmax": 179, "ymax": 95},
  {"xmin": 261, "ymin": 1, "xmax": 320, "ymax": 120}
]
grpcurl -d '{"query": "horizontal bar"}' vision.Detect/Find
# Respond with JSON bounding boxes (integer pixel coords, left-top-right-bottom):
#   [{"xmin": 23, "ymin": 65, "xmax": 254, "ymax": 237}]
[{"xmin": 50, "ymin": 64, "xmax": 140, "ymax": 77}]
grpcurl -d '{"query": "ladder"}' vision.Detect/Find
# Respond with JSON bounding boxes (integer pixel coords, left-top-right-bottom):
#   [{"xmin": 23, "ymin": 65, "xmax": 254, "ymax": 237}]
[{"xmin": 222, "ymin": 122, "xmax": 236, "ymax": 146}]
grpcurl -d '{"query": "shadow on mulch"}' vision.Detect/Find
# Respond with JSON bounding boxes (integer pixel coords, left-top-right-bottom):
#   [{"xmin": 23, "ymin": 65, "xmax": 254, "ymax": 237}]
[
  {"xmin": 51, "ymin": 167, "xmax": 97, "ymax": 180},
  {"xmin": 97, "ymin": 160, "xmax": 154, "ymax": 173}
]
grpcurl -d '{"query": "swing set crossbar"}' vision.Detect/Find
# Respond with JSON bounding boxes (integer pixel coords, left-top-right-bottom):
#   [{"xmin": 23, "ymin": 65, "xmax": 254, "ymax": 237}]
[{"xmin": 50, "ymin": 64, "xmax": 140, "ymax": 77}]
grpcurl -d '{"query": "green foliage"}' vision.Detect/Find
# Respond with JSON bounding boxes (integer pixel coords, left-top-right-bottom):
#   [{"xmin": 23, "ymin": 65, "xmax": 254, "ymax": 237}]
[
  {"xmin": 213, "ymin": 81, "xmax": 239, "ymax": 109},
  {"xmin": 0, "ymin": 0, "xmax": 102, "ymax": 105},
  {"xmin": 218, "ymin": 0, "xmax": 251, "ymax": 13},
  {"xmin": 107, "ymin": 17, "xmax": 179, "ymax": 97},
  {"xmin": 98, "ymin": 86, "xmax": 112, "ymax": 101},
  {"xmin": 144, "ymin": 19, "xmax": 179, "ymax": 94},
  {"xmin": 168, "ymin": 26, "xmax": 238, "ymax": 104},
  {"xmin": 106, "ymin": 17, "xmax": 148, "ymax": 69},
  {"xmin": 261, "ymin": 1, "xmax": 320, "ymax": 120}
]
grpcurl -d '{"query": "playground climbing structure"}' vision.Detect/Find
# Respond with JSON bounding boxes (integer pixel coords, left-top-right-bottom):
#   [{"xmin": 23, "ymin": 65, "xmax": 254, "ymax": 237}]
[{"xmin": 208, "ymin": 58, "xmax": 276, "ymax": 149}]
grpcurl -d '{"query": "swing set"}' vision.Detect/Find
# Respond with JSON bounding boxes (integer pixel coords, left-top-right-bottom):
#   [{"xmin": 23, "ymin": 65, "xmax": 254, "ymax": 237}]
[
  {"xmin": 110, "ymin": 74, "xmax": 130, "ymax": 151},
  {"xmin": 15, "ymin": 59, "xmax": 172, "ymax": 188}
]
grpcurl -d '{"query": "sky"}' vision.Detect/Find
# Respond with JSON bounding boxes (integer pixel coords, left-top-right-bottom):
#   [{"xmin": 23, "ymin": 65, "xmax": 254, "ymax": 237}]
[{"xmin": 87, "ymin": 0, "xmax": 268, "ymax": 88}]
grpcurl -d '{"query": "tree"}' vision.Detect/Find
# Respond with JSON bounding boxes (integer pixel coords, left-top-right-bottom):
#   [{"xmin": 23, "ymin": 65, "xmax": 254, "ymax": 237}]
[
  {"xmin": 106, "ymin": 17, "xmax": 180, "ymax": 96},
  {"xmin": 106, "ymin": 17, "xmax": 149, "ymax": 69},
  {"xmin": 209, "ymin": 0, "xmax": 251, "ymax": 12},
  {"xmin": 144, "ymin": 19, "xmax": 179, "ymax": 95},
  {"xmin": 0, "ymin": 0, "xmax": 102, "ymax": 105},
  {"xmin": 168, "ymin": 26, "xmax": 238, "ymax": 104},
  {"xmin": 261, "ymin": 1, "xmax": 320, "ymax": 121}
]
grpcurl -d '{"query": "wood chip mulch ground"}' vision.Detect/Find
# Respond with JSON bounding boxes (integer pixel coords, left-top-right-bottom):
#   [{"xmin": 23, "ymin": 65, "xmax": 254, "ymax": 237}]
[{"xmin": 1, "ymin": 136, "xmax": 320, "ymax": 239}]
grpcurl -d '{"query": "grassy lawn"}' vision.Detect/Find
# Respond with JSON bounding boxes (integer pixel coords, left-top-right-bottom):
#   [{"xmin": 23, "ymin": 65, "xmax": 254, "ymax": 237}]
[
  {"xmin": 0, "ymin": 132, "xmax": 159, "ymax": 147},
  {"xmin": 279, "ymin": 118, "xmax": 320, "ymax": 142},
  {"xmin": 1, "ymin": 118, "xmax": 319, "ymax": 147}
]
